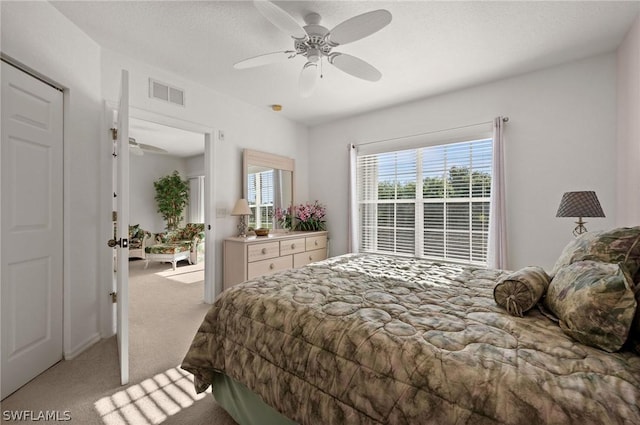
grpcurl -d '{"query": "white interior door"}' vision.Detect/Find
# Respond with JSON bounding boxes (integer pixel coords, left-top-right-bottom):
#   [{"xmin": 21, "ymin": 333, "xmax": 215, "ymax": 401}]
[
  {"xmin": 1, "ymin": 61, "xmax": 64, "ymax": 399},
  {"xmin": 111, "ymin": 69, "xmax": 130, "ymax": 386}
]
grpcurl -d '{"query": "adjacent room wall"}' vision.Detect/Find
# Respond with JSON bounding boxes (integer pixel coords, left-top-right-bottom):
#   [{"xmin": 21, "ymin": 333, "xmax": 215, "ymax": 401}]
[
  {"xmin": 0, "ymin": 2, "xmax": 103, "ymax": 358},
  {"xmin": 186, "ymin": 154, "xmax": 205, "ymax": 178},
  {"xmin": 617, "ymin": 14, "xmax": 640, "ymax": 227},
  {"xmin": 309, "ymin": 53, "xmax": 618, "ymax": 271},
  {"xmin": 130, "ymin": 154, "xmax": 188, "ymax": 234}
]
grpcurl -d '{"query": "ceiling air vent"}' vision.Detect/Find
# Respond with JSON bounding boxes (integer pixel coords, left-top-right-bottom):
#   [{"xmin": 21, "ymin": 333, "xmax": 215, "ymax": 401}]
[{"xmin": 149, "ymin": 78, "xmax": 185, "ymax": 107}]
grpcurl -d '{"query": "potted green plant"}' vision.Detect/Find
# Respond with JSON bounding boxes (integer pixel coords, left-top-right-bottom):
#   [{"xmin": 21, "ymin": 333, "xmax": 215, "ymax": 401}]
[{"xmin": 153, "ymin": 170, "xmax": 189, "ymax": 231}]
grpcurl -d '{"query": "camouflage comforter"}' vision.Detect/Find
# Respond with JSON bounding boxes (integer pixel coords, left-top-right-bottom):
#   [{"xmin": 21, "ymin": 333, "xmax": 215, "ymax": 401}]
[{"xmin": 182, "ymin": 254, "xmax": 640, "ymax": 425}]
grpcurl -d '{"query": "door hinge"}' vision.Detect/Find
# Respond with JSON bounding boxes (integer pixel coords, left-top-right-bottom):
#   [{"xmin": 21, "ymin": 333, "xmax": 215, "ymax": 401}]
[
  {"xmin": 110, "ymin": 292, "xmax": 117, "ymax": 303},
  {"xmin": 110, "ymin": 127, "xmax": 118, "ymax": 140},
  {"xmin": 112, "ymin": 211, "xmax": 117, "ymax": 221}
]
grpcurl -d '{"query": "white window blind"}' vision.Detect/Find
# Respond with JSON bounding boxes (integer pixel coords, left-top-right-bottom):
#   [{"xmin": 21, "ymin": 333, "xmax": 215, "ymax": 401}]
[
  {"xmin": 247, "ymin": 170, "xmax": 274, "ymax": 229},
  {"xmin": 357, "ymin": 138, "xmax": 492, "ymax": 265}
]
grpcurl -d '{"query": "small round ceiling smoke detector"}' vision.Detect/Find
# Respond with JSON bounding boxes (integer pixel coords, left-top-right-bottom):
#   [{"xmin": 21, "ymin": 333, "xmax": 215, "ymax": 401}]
[{"xmin": 271, "ymin": 104, "xmax": 282, "ymax": 111}]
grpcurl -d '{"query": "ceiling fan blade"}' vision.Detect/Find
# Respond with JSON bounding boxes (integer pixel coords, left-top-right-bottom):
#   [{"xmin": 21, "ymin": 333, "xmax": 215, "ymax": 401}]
[
  {"xmin": 234, "ymin": 51, "xmax": 295, "ymax": 69},
  {"xmin": 130, "ymin": 145, "xmax": 144, "ymax": 156},
  {"xmin": 329, "ymin": 53, "xmax": 382, "ymax": 82},
  {"xmin": 129, "ymin": 137, "xmax": 167, "ymax": 155},
  {"xmin": 253, "ymin": 0, "xmax": 307, "ymax": 40},
  {"xmin": 129, "ymin": 138, "xmax": 144, "ymax": 156},
  {"xmin": 138, "ymin": 143, "xmax": 168, "ymax": 154},
  {"xmin": 327, "ymin": 9, "xmax": 392, "ymax": 46},
  {"xmin": 299, "ymin": 62, "xmax": 318, "ymax": 98}
]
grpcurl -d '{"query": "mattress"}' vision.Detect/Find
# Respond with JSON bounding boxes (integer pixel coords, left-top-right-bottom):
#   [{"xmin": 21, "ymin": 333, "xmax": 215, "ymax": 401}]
[{"xmin": 182, "ymin": 254, "xmax": 640, "ymax": 424}]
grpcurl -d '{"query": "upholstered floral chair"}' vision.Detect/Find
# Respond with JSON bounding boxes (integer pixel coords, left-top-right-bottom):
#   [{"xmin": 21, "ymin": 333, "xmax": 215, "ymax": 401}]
[
  {"xmin": 148, "ymin": 223, "xmax": 206, "ymax": 264},
  {"xmin": 128, "ymin": 224, "xmax": 152, "ymax": 259}
]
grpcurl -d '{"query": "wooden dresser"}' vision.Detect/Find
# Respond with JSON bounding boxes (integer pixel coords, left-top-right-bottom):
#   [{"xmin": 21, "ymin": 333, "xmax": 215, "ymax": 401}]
[{"xmin": 223, "ymin": 231, "xmax": 328, "ymax": 290}]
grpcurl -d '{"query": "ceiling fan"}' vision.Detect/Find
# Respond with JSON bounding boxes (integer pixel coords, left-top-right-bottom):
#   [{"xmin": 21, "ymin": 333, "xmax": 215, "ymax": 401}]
[
  {"xmin": 128, "ymin": 138, "xmax": 168, "ymax": 156},
  {"xmin": 234, "ymin": 1, "xmax": 392, "ymax": 97}
]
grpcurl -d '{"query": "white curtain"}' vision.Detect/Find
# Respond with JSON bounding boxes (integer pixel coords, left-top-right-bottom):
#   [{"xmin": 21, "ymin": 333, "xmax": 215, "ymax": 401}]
[
  {"xmin": 488, "ymin": 117, "xmax": 507, "ymax": 269},
  {"xmin": 188, "ymin": 176, "xmax": 205, "ymax": 223},
  {"xmin": 348, "ymin": 144, "xmax": 359, "ymax": 253},
  {"xmin": 273, "ymin": 169, "xmax": 283, "ymax": 212}
]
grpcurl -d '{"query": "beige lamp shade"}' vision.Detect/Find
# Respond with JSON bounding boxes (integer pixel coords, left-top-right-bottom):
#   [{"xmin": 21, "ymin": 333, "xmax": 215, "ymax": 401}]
[{"xmin": 231, "ymin": 199, "xmax": 251, "ymax": 216}]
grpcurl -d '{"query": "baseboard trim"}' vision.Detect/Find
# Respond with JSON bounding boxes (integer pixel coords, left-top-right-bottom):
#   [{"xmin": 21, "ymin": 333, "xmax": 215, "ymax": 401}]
[{"xmin": 64, "ymin": 333, "xmax": 101, "ymax": 360}]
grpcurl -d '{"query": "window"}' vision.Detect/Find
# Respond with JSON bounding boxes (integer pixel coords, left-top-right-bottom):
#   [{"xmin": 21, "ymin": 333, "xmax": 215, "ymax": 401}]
[
  {"xmin": 357, "ymin": 138, "xmax": 492, "ymax": 265},
  {"xmin": 247, "ymin": 170, "xmax": 274, "ymax": 229}
]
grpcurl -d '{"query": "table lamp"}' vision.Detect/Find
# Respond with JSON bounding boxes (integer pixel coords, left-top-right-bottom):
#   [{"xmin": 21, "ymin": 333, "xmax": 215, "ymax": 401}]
[
  {"xmin": 556, "ymin": 191, "xmax": 605, "ymax": 237},
  {"xmin": 231, "ymin": 199, "xmax": 251, "ymax": 237}
]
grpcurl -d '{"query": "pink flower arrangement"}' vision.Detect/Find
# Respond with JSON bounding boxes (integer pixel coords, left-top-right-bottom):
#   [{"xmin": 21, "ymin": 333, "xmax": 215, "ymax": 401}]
[
  {"xmin": 293, "ymin": 201, "xmax": 326, "ymax": 231},
  {"xmin": 276, "ymin": 201, "xmax": 327, "ymax": 231},
  {"xmin": 274, "ymin": 206, "xmax": 293, "ymax": 230}
]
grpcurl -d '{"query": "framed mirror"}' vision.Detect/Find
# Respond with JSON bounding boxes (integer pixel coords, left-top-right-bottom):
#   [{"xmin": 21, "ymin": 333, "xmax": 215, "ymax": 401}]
[{"xmin": 243, "ymin": 149, "xmax": 294, "ymax": 230}]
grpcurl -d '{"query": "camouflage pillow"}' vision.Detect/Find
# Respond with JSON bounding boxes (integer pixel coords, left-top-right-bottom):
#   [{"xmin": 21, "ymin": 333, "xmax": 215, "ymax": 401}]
[
  {"xmin": 128, "ymin": 224, "xmax": 141, "ymax": 239},
  {"xmin": 544, "ymin": 260, "xmax": 637, "ymax": 352},
  {"xmin": 494, "ymin": 266, "xmax": 550, "ymax": 317},
  {"xmin": 551, "ymin": 226, "xmax": 640, "ymax": 278},
  {"xmin": 625, "ymin": 286, "xmax": 640, "ymax": 355}
]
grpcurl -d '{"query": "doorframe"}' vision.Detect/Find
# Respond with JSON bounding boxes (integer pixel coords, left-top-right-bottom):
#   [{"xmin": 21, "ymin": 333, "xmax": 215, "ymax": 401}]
[{"xmin": 99, "ymin": 105, "xmax": 217, "ymax": 337}]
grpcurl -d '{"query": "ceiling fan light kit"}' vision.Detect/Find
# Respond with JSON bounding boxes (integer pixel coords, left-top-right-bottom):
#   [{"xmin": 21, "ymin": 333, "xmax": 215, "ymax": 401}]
[{"xmin": 235, "ymin": 0, "xmax": 392, "ymax": 97}]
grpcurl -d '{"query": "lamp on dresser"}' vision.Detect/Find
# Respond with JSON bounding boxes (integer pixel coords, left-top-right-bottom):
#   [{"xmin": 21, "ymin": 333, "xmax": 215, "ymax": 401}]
[
  {"xmin": 556, "ymin": 191, "xmax": 605, "ymax": 237},
  {"xmin": 231, "ymin": 198, "xmax": 251, "ymax": 237}
]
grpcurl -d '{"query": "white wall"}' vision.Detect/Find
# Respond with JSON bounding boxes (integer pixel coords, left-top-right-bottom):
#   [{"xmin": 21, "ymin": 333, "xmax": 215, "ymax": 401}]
[
  {"xmin": 1, "ymin": 2, "xmax": 103, "ymax": 357},
  {"xmin": 130, "ymin": 154, "xmax": 187, "ymax": 233},
  {"xmin": 309, "ymin": 54, "xmax": 618, "ymax": 272},
  {"xmin": 100, "ymin": 48, "xmax": 309, "ymax": 296},
  {"xmin": 617, "ymin": 15, "xmax": 640, "ymax": 226},
  {"xmin": 186, "ymin": 154, "xmax": 205, "ymax": 178}
]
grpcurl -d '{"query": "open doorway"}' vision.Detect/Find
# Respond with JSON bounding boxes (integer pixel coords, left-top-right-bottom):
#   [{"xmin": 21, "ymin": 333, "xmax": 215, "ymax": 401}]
[
  {"xmin": 126, "ymin": 115, "xmax": 215, "ymax": 382},
  {"xmin": 127, "ymin": 117, "xmax": 206, "ymax": 272}
]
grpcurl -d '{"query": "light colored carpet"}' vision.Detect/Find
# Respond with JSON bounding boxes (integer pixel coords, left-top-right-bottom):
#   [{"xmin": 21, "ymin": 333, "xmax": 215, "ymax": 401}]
[{"xmin": 1, "ymin": 259, "xmax": 238, "ymax": 425}]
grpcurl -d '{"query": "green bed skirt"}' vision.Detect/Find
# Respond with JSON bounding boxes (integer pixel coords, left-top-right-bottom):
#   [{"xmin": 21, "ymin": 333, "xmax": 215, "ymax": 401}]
[{"xmin": 211, "ymin": 372, "xmax": 297, "ymax": 425}]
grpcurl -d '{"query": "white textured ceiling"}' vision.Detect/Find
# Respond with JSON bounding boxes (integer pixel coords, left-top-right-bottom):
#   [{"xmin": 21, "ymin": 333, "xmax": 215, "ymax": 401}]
[{"xmin": 52, "ymin": 1, "xmax": 639, "ymax": 129}]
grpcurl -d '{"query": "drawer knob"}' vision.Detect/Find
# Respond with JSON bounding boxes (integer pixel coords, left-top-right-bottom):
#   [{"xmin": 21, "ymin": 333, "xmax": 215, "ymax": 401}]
[
  {"xmin": 314, "ymin": 240, "xmax": 318, "ymax": 246},
  {"xmin": 269, "ymin": 263, "xmax": 275, "ymax": 270},
  {"xmin": 291, "ymin": 243, "xmax": 296, "ymax": 249},
  {"xmin": 261, "ymin": 248, "xmax": 267, "ymax": 254},
  {"xmin": 309, "ymin": 256, "xmax": 313, "ymax": 261}
]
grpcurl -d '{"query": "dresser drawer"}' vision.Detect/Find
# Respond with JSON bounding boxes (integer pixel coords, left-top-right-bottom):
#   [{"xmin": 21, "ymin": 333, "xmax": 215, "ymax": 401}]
[
  {"xmin": 306, "ymin": 235, "xmax": 327, "ymax": 251},
  {"xmin": 294, "ymin": 248, "xmax": 327, "ymax": 268},
  {"xmin": 280, "ymin": 237, "xmax": 306, "ymax": 255},
  {"xmin": 247, "ymin": 255, "xmax": 293, "ymax": 279},
  {"xmin": 247, "ymin": 241, "xmax": 280, "ymax": 262},
  {"xmin": 224, "ymin": 231, "xmax": 328, "ymax": 290}
]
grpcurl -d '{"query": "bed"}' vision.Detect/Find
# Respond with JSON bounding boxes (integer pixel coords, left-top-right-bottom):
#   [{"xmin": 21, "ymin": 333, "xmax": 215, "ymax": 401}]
[{"xmin": 182, "ymin": 249, "xmax": 640, "ymax": 425}]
